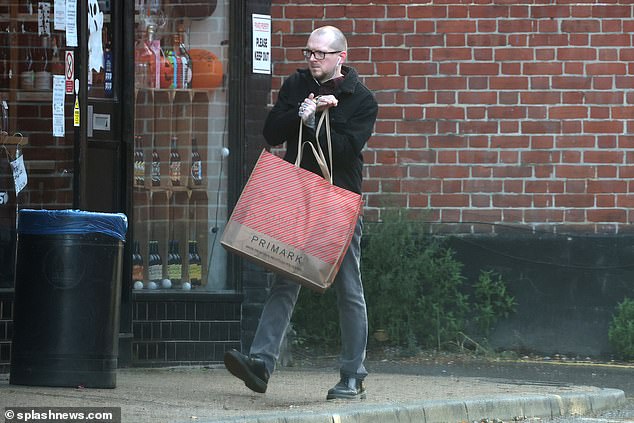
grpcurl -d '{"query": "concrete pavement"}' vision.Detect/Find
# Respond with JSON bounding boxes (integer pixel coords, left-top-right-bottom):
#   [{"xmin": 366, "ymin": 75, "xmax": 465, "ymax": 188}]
[{"xmin": 0, "ymin": 362, "xmax": 626, "ymax": 423}]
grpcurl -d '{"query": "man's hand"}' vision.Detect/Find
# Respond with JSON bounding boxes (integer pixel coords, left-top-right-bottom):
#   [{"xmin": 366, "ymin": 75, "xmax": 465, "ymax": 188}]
[
  {"xmin": 299, "ymin": 93, "xmax": 318, "ymax": 128},
  {"xmin": 315, "ymin": 95, "xmax": 338, "ymax": 112},
  {"xmin": 299, "ymin": 93, "xmax": 339, "ymax": 128}
]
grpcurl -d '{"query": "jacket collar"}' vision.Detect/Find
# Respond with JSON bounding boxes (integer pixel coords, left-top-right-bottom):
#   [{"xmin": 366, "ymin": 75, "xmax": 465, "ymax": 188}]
[{"xmin": 298, "ymin": 66, "xmax": 358, "ymax": 95}]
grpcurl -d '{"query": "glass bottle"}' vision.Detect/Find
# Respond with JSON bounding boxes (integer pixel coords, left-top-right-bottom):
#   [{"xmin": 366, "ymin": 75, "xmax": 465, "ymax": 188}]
[
  {"xmin": 134, "ymin": 24, "xmax": 160, "ymax": 89},
  {"xmin": 151, "ymin": 143, "xmax": 160, "ymax": 187},
  {"xmin": 148, "ymin": 240, "xmax": 162, "ymax": 285},
  {"xmin": 188, "ymin": 240, "xmax": 201, "ymax": 287},
  {"xmin": 176, "ymin": 25, "xmax": 192, "ymax": 89},
  {"xmin": 190, "ymin": 137, "xmax": 202, "ymax": 185},
  {"xmin": 167, "ymin": 240, "xmax": 182, "ymax": 288},
  {"xmin": 165, "ymin": 41, "xmax": 178, "ymax": 89},
  {"xmin": 132, "ymin": 240, "xmax": 144, "ymax": 283},
  {"xmin": 134, "ymin": 136, "xmax": 145, "ymax": 187},
  {"xmin": 169, "ymin": 136, "xmax": 181, "ymax": 186}
]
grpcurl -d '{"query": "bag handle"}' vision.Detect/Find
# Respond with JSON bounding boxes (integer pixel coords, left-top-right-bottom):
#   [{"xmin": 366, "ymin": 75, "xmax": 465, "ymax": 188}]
[{"xmin": 296, "ymin": 109, "xmax": 333, "ymax": 184}]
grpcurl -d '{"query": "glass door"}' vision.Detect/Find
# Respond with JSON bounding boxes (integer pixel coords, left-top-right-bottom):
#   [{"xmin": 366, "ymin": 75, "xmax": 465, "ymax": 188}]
[
  {"xmin": 131, "ymin": 0, "xmax": 231, "ymax": 292},
  {"xmin": 0, "ymin": 1, "xmax": 77, "ymax": 287}
]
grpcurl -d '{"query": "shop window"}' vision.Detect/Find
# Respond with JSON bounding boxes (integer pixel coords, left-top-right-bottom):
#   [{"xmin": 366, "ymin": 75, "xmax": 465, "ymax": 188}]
[
  {"xmin": 132, "ymin": 1, "xmax": 230, "ymax": 292},
  {"xmin": 0, "ymin": 1, "xmax": 75, "ymax": 288}
]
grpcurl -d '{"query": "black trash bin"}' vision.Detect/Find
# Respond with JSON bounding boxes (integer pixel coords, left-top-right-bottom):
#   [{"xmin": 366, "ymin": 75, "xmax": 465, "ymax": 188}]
[{"xmin": 9, "ymin": 209, "xmax": 127, "ymax": 388}]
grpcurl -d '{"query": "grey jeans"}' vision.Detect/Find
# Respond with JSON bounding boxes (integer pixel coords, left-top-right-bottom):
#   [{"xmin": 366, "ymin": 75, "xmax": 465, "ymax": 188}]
[{"xmin": 250, "ymin": 218, "xmax": 368, "ymax": 380}]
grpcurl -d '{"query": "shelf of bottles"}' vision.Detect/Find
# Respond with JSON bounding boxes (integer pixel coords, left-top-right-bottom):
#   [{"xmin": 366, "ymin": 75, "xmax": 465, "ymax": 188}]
[
  {"xmin": 132, "ymin": 19, "xmax": 215, "ymax": 292},
  {"xmin": 0, "ymin": 3, "xmax": 66, "ymax": 138}
]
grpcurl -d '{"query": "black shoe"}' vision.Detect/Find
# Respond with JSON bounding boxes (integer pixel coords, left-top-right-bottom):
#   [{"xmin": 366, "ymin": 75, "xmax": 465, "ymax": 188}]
[
  {"xmin": 326, "ymin": 377, "xmax": 366, "ymax": 400},
  {"xmin": 224, "ymin": 349, "xmax": 269, "ymax": 393}
]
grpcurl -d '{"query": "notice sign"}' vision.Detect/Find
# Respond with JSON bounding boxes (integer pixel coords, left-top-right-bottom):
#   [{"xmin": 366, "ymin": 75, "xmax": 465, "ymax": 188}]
[
  {"xmin": 10, "ymin": 154, "xmax": 27, "ymax": 194},
  {"xmin": 65, "ymin": 51, "xmax": 74, "ymax": 94},
  {"xmin": 252, "ymin": 14, "xmax": 271, "ymax": 75}
]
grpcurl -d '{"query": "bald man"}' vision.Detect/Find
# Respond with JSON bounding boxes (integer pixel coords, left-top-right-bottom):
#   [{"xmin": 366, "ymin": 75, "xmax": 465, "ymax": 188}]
[{"xmin": 225, "ymin": 25, "xmax": 378, "ymax": 401}]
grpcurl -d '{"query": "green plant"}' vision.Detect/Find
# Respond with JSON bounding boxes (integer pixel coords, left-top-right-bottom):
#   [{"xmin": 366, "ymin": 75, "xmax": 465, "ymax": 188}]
[
  {"xmin": 608, "ymin": 297, "xmax": 634, "ymax": 359},
  {"xmin": 291, "ymin": 208, "xmax": 517, "ymax": 353},
  {"xmin": 472, "ymin": 270, "xmax": 517, "ymax": 336},
  {"xmin": 361, "ymin": 208, "xmax": 470, "ymax": 349}
]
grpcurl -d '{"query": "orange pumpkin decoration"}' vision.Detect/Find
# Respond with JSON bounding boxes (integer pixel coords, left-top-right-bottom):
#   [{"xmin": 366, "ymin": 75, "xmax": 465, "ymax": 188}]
[{"xmin": 189, "ymin": 49, "xmax": 223, "ymax": 90}]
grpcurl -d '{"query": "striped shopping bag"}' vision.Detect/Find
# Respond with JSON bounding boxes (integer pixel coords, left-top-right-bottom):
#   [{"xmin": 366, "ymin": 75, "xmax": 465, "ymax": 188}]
[{"xmin": 221, "ymin": 111, "xmax": 362, "ymax": 292}]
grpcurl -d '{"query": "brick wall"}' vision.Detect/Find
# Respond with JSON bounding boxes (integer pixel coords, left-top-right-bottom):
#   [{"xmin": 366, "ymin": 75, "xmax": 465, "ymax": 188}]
[{"xmin": 269, "ymin": 1, "xmax": 634, "ymax": 234}]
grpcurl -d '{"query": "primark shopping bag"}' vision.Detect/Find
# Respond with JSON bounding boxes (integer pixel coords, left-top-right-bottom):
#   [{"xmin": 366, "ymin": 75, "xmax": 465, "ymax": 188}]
[{"xmin": 221, "ymin": 111, "xmax": 362, "ymax": 293}]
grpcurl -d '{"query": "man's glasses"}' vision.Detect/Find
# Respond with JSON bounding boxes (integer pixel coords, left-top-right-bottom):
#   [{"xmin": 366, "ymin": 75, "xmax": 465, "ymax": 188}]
[{"xmin": 302, "ymin": 49, "xmax": 342, "ymax": 60}]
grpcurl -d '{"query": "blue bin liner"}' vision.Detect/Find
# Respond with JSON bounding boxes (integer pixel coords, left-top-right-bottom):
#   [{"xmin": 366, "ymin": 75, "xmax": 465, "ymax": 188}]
[{"xmin": 17, "ymin": 209, "xmax": 128, "ymax": 242}]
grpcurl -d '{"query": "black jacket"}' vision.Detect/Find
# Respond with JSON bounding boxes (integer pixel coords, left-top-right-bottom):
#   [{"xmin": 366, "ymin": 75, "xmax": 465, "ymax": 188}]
[{"xmin": 262, "ymin": 66, "xmax": 378, "ymax": 194}]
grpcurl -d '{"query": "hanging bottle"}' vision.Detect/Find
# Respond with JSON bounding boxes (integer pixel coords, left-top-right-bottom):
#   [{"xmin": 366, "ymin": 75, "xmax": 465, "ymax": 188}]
[
  {"xmin": 190, "ymin": 137, "xmax": 202, "ymax": 185},
  {"xmin": 169, "ymin": 136, "xmax": 181, "ymax": 186},
  {"xmin": 134, "ymin": 136, "xmax": 145, "ymax": 187},
  {"xmin": 151, "ymin": 142, "xmax": 160, "ymax": 187}
]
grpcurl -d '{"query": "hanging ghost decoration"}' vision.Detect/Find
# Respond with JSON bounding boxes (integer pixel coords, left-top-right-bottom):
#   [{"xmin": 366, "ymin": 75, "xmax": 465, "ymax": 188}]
[{"xmin": 88, "ymin": 0, "xmax": 104, "ymax": 72}]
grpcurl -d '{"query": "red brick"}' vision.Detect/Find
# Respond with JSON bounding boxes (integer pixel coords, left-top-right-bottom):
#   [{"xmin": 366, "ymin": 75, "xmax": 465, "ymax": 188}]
[
  {"xmin": 402, "ymin": 180, "xmax": 441, "ymax": 193},
  {"xmin": 591, "ymin": 5, "xmax": 631, "ymax": 18},
  {"xmin": 460, "ymin": 63, "xmax": 499, "ymax": 75},
  {"xmin": 529, "ymin": 34, "xmax": 569, "ymax": 47},
  {"xmin": 522, "ymin": 121, "xmax": 562, "ymax": 134},
  {"xmin": 561, "ymin": 20, "xmax": 601, "ymax": 33},
  {"xmin": 468, "ymin": 34, "xmax": 507, "ymax": 47},
  {"xmin": 432, "ymin": 48, "xmax": 472, "ymax": 61},
  {"xmin": 584, "ymin": 150, "xmax": 624, "ymax": 163},
  {"xmin": 437, "ymin": 20, "xmax": 477, "ymax": 33},
  {"xmin": 371, "ymin": 48, "xmax": 410, "ymax": 62},
  {"xmin": 586, "ymin": 63, "xmax": 627, "ymax": 75},
  {"xmin": 524, "ymin": 62, "xmax": 563, "ymax": 75},
  {"xmin": 583, "ymin": 121, "xmax": 623, "ymax": 134},
  {"xmin": 428, "ymin": 77, "xmax": 467, "ymax": 90},
  {"xmin": 396, "ymin": 120, "xmax": 437, "ymax": 135},
  {"xmin": 531, "ymin": 6, "xmax": 571, "ymax": 19},
  {"xmin": 557, "ymin": 48, "xmax": 596, "ymax": 61},
  {"xmin": 426, "ymin": 107, "xmax": 465, "ymax": 119},
  {"xmin": 587, "ymin": 209, "xmax": 627, "ymax": 223},
  {"xmin": 470, "ymin": 5, "xmax": 510, "ymax": 18},
  {"xmin": 408, "ymin": 5, "xmax": 447, "ymax": 19},
  {"xmin": 460, "ymin": 121, "xmax": 499, "ymax": 134},
  {"xmin": 448, "ymin": 5, "xmax": 468, "ymax": 19},
  {"xmin": 521, "ymin": 92, "xmax": 561, "ymax": 104},
  {"xmin": 490, "ymin": 77, "xmax": 529, "ymax": 90},
  {"xmin": 459, "ymin": 92, "xmax": 497, "ymax": 104},
  {"xmin": 430, "ymin": 165, "xmax": 470, "ymax": 178},
  {"xmin": 591, "ymin": 34, "xmax": 631, "ymax": 46},
  {"xmin": 430, "ymin": 194, "xmax": 469, "ymax": 207},
  {"xmin": 525, "ymin": 210, "xmax": 564, "ymax": 223},
  {"xmin": 549, "ymin": 106, "xmax": 588, "ymax": 119},
  {"xmin": 556, "ymin": 195, "xmax": 595, "ymax": 208},
  {"xmin": 588, "ymin": 179, "xmax": 627, "ymax": 193},
  {"xmin": 488, "ymin": 106, "xmax": 526, "ymax": 119}
]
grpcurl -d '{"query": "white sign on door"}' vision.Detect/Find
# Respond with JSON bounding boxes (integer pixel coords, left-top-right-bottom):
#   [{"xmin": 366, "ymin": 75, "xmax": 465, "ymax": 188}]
[{"xmin": 252, "ymin": 14, "xmax": 271, "ymax": 75}]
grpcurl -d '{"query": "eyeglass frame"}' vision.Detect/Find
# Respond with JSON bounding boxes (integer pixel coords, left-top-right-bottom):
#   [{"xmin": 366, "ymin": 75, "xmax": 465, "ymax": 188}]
[{"xmin": 302, "ymin": 49, "xmax": 342, "ymax": 61}]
